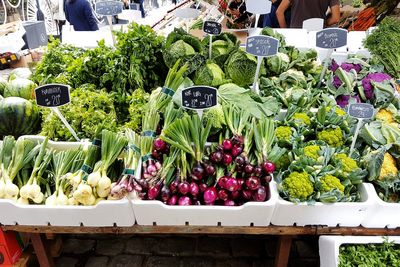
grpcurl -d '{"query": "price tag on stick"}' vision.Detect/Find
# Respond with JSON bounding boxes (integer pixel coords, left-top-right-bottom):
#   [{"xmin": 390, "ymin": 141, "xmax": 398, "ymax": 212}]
[
  {"xmin": 316, "ymin": 28, "xmax": 348, "ymax": 88},
  {"xmin": 181, "ymin": 86, "xmax": 218, "ymax": 119},
  {"xmin": 95, "ymin": 1, "xmax": 123, "ymax": 46},
  {"xmin": 347, "ymin": 103, "xmax": 374, "ymax": 156},
  {"xmin": 35, "ymin": 84, "xmax": 80, "ymax": 141},
  {"xmin": 246, "ymin": 0, "xmax": 272, "ymax": 30},
  {"xmin": 203, "ymin": 20, "xmax": 222, "ymax": 59},
  {"xmin": 246, "ymin": 35, "xmax": 279, "ymax": 94}
]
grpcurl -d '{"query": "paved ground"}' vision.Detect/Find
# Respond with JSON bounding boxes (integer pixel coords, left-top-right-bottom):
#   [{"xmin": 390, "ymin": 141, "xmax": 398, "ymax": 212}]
[{"xmin": 47, "ymin": 235, "xmax": 319, "ymax": 267}]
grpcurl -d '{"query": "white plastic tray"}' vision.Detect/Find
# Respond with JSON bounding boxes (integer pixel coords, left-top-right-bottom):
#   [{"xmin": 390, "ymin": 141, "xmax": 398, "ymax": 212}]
[
  {"xmin": 0, "ymin": 198, "xmax": 135, "ymax": 226},
  {"xmin": 362, "ymin": 183, "xmax": 400, "ymax": 228},
  {"xmin": 271, "ymin": 183, "xmax": 374, "ymax": 227},
  {"xmin": 19, "ymin": 135, "xmax": 90, "ymax": 151},
  {"xmin": 132, "ymin": 182, "xmax": 278, "ymax": 226},
  {"xmin": 319, "ymin": 235, "xmax": 400, "ymax": 267}
]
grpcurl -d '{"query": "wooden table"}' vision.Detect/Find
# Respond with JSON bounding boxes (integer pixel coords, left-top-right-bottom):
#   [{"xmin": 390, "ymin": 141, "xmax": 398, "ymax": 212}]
[{"xmin": 2, "ymin": 225, "xmax": 400, "ymax": 267}]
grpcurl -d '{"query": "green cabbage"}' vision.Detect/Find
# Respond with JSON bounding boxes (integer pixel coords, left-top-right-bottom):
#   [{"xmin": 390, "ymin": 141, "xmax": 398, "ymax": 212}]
[
  {"xmin": 224, "ymin": 50, "xmax": 264, "ymax": 87},
  {"xmin": 194, "ymin": 62, "xmax": 226, "ymax": 87},
  {"xmin": 8, "ymin": 68, "xmax": 32, "ymax": 81}
]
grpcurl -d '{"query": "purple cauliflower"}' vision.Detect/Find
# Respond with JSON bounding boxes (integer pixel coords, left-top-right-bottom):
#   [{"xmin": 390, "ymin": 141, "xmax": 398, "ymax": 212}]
[
  {"xmin": 336, "ymin": 95, "xmax": 361, "ymax": 108},
  {"xmin": 330, "ymin": 59, "xmax": 339, "ymax": 72},
  {"xmin": 341, "ymin": 63, "xmax": 362, "ymax": 73},
  {"xmin": 333, "ymin": 75, "xmax": 342, "ymax": 88},
  {"xmin": 361, "ymin": 73, "xmax": 392, "ymax": 99}
]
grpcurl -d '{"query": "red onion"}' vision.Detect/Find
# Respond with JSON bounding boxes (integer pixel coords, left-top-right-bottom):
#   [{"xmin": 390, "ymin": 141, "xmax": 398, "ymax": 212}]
[
  {"xmin": 232, "ymin": 135, "xmax": 244, "ymax": 146},
  {"xmin": 222, "ymin": 139, "xmax": 233, "ymax": 151},
  {"xmin": 205, "ymin": 165, "xmax": 216, "ymax": 176},
  {"xmin": 153, "ymin": 138, "xmax": 167, "ymax": 151},
  {"xmin": 218, "ymin": 176, "xmax": 228, "ymax": 188},
  {"xmin": 254, "ymin": 166, "xmax": 263, "ymax": 176},
  {"xmin": 192, "ymin": 164, "xmax": 205, "ymax": 180},
  {"xmin": 189, "ymin": 182, "xmax": 199, "ymax": 196},
  {"xmin": 147, "ymin": 164, "xmax": 157, "ymax": 175},
  {"xmin": 178, "ymin": 181, "xmax": 190, "ymax": 195},
  {"xmin": 223, "ymin": 154, "xmax": 233, "ymax": 165},
  {"xmin": 203, "ymin": 187, "xmax": 217, "ymax": 204},
  {"xmin": 234, "ymin": 155, "xmax": 245, "ymax": 166},
  {"xmin": 167, "ymin": 195, "xmax": 178, "ymax": 205},
  {"xmin": 246, "ymin": 176, "xmax": 260, "ymax": 190},
  {"xmin": 263, "ymin": 175, "xmax": 272, "ymax": 183},
  {"xmin": 169, "ymin": 179, "xmax": 179, "ymax": 193},
  {"xmin": 242, "ymin": 189, "xmax": 252, "ymax": 200},
  {"xmin": 147, "ymin": 184, "xmax": 161, "ymax": 200},
  {"xmin": 178, "ymin": 196, "xmax": 192, "ymax": 206},
  {"xmin": 262, "ymin": 161, "xmax": 276, "ymax": 173},
  {"xmin": 253, "ymin": 186, "xmax": 267, "ymax": 202},
  {"xmin": 199, "ymin": 183, "xmax": 208, "ymax": 192},
  {"xmin": 231, "ymin": 145, "xmax": 243, "ymax": 157},
  {"xmin": 218, "ymin": 189, "xmax": 229, "ymax": 201},
  {"xmin": 152, "ymin": 149, "xmax": 161, "ymax": 159},
  {"xmin": 231, "ymin": 190, "xmax": 240, "ymax": 200},
  {"xmin": 244, "ymin": 164, "xmax": 254, "ymax": 174},
  {"xmin": 210, "ymin": 151, "xmax": 223, "ymax": 163},
  {"xmin": 225, "ymin": 178, "xmax": 239, "ymax": 192},
  {"xmin": 161, "ymin": 186, "xmax": 171, "ymax": 202}
]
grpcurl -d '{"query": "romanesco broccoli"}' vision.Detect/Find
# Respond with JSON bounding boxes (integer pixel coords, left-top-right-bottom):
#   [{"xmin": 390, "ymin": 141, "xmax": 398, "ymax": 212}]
[
  {"xmin": 292, "ymin": 112, "xmax": 311, "ymax": 125},
  {"xmin": 276, "ymin": 126, "xmax": 293, "ymax": 142},
  {"xmin": 317, "ymin": 127, "xmax": 344, "ymax": 147},
  {"xmin": 320, "ymin": 174, "xmax": 344, "ymax": 193},
  {"xmin": 282, "ymin": 171, "xmax": 314, "ymax": 201},
  {"xmin": 304, "ymin": 145, "xmax": 321, "ymax": 161},
  {"xmin": 379, "ymin": 152, "xmax": 398, "ymax": 180},
  {"xmin": 335, "ymin": 153, "xmax": 358, "ymax": 173},
  {"xmin": 327, "ymin": 106, "xmax": 346, "ymax": 116}
]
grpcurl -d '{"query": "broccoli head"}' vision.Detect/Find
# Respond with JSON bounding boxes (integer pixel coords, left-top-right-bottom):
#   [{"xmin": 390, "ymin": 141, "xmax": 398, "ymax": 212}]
[
  {"xmin": 303, "ymin": 145, "xmax": 321, "ymax": 161},
  {"xmin": 320, "ymin": 174, "xmax": 344, "ymax": 193},
  {"xmin": 317, "ymin": 127, "xmax": 344, "ymax": 147},
  {"xmin": 379, "ymin": 152, "xmax": 398, "ymax": 180},
  {"xmin": 276, "ymin": 126, "xmax": 293, "ymax": 143},
  {"xmin": 282, "ymin": 171, "xmax": 314, "ymax": 201},
  {"xmin": 292, "ymin": 112, "xmax": 311, "ymax": 126},
  {"xmin": 335, "ymin": 153, "xmax": 358, "ymax": 173}
]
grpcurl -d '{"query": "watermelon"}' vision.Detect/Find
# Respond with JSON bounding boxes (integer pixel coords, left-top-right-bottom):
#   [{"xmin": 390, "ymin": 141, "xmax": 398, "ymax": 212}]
[
  {"xmin": 0, "ymin": 97, "xmax": 40, "ymax": 137},
  {"xmin": 8, "ymin": 68, "xmax": 32, "ymax": 81},
  {"xmin": 4, "ymin": 78, "xmax": 36, "ymax": 100},
  {"xmin": 0, "ymin": 77, "xmax": 7, "ymax": 96}
]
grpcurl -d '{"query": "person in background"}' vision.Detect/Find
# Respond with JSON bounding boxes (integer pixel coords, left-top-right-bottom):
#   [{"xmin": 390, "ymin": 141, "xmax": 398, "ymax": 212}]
[
  {"xmin": 227, "ymin": 0, "xmax": 253, "ymax": 27},
  {"xmin": 263, "ymin": 0, "xmax": 291, "ymax": 28},
  {"xmin": 65, "ymin": 0, "xmax": 99, "ymax": 31},
  {"xmin": 276, "ymin": 0, "xmax": 340, "ymax": 28}
]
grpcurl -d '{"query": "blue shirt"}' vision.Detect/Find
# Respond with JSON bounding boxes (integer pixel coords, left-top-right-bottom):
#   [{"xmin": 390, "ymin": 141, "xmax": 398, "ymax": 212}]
[{"xmin": 65, "ymin": 0, "xmax": 99, "ymax": 31}]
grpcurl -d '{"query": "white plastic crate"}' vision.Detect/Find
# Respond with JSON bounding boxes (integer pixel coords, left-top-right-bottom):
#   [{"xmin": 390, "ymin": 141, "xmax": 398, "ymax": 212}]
[
  {"xmin": 0, "ymin": 198, "xmax": 135, "ymax": 226},
  {"xmin": 271, "ymin": 183, "xmax": 374, "ymax": 227},
  {"xmin": 319, "ymin": 235, "xmax": 400, "ymax": 267},
  {"xmin": 362, "ymin": 183, "xmax": 400, "ymax": 228},
  {"xmin": 19, "ymin": 135, "xmax": 90, "ymax": 150},
  {"xmin": 132, "ymin": 182, "xmax": 278, "ymax": 226}
]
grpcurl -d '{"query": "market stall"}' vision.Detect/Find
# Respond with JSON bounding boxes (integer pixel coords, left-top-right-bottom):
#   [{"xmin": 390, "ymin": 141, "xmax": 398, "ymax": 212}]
[{"xmin": 0, "ymin": 0, "xmax": 400, "ymax": 266}]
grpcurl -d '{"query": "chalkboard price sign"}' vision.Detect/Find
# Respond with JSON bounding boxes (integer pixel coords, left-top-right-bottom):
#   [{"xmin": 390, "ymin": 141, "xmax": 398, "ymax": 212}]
[
  {"xmin": 95, "ymin": 1, "xmax": 123, "ymax": 16},
  {"xmin": 246, "ymin": 35, "xmax": 279, "ymax": 57},
  {"xmin": 203, "ymin": 20, "xmax": 222, "ymax": 35},
  {"xmin": 182, "ymin": 86, "xmax": 217, "ymax": 110},
  {"xmin": 316, "ymin": 28, "xmax": 348, "ymax": 49},
  {"xmin": 348, "ymin": 103, "xmax": 374, "ymax": 119},
  {"xmin": 35, "ymin": 84, "xmax": 71, "ymax": 108}
]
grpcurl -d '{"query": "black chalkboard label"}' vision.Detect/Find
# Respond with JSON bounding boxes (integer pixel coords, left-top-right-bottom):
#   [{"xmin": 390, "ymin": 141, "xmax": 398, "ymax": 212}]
[
  {"xmin": 35, "ymin": 84, "xmax": 70, "ymax": 107},
  {"xmin": 316, "ymin": 28, "xmax": 347, "ymax": 49},
  {"xmin": 203, "ymin": 20, "xmax": 222, "ymax": 35},
  {"xmin": 182, "ymin": 86, "xmax": 217, "ymax": 110},
  {"xmin": 246, "ymin": 35, "xmax": 279, "ymax": 57},
  {"xmin": 348, "ymin": 103, "xmax": 374, "ymax": 119},
  {"xmin": 95, "ymin": 1, "xmax": 123, "ymax": 16}
]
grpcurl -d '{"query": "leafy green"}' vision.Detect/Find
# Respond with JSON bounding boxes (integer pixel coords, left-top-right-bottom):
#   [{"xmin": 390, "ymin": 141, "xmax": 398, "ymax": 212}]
[
  {"xmin": 364, "ymin": 17, "xmax": 400, "ymax": 78},
  {"xmin": 194, "ymin": 61, "xmax": 227, "ymax": 87},
  {"xmin": 123, "ymin": 89, "xmax": 150, "ymax": 133},
  {"xmin": 339, "ymin": 239, "xmax": 400, "ymax": 267},
  {"xmin": 40, "ymin": 84, "xmax": 117, "ymax": 141}
]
